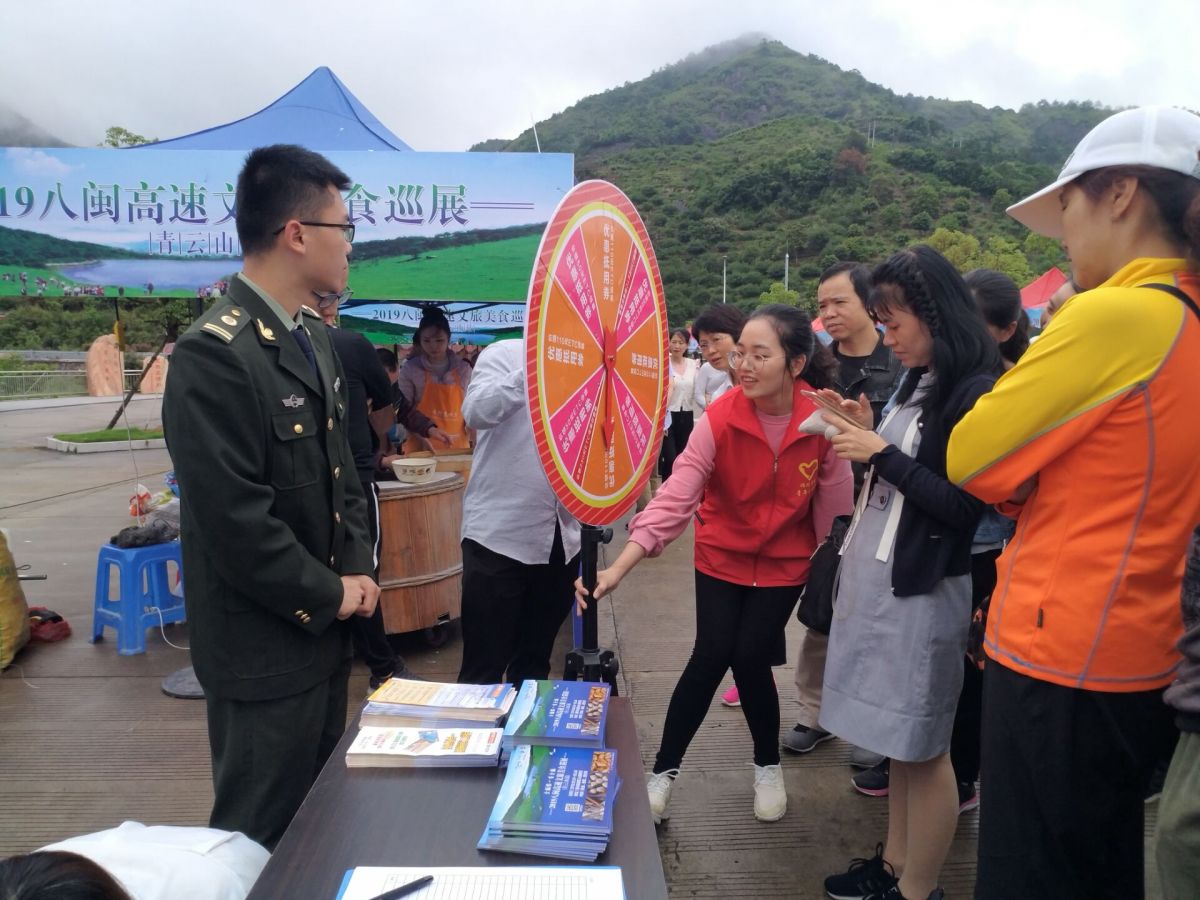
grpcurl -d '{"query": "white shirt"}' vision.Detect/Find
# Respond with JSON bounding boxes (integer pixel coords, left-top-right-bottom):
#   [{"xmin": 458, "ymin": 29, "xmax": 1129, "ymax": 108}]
[
  {"xmin": 461, "ymin": 340, "xmax": 582, "ymax": 564},
  {"xmin": 710, "ymin": 378, "xmax": 735, "ymax": 403},
  {"xmin": 667, "ymin": 356, "xmax": 698, "ymax": 413},
  {"xmin": 40, "ymin": 823, "xmax": 268, "ymax": 900},
  {"xmin": 693, "ymin": 362, "xmax": 732, "ymax": 412}
]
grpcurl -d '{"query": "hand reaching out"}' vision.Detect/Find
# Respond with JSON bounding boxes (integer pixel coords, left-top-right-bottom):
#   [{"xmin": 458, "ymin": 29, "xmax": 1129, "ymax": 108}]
[{"xmin": 574, "ymin": 568, "xmax": 623, "ymax": 614}]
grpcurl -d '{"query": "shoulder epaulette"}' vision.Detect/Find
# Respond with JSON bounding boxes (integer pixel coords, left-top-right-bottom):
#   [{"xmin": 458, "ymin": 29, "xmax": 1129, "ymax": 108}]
[{"xmin": 196, "ymin": 305, "xmax": 252, "ymax": 344}]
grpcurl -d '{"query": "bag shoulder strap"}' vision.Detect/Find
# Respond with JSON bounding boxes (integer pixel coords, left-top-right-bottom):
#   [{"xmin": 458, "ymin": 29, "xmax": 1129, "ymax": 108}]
[{"xmin": 1145, "ymin": 282, "xmax": 1200, "ymax": 324}]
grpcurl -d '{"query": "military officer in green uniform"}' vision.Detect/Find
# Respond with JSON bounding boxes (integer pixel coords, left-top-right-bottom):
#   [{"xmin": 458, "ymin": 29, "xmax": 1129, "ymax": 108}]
[{"xmin": 162, "ymin": 145, "xmax": 379, "ymax": 851}]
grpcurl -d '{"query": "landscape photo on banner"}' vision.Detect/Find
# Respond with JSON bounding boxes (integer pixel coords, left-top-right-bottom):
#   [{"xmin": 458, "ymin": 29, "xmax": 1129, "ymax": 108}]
[{"xmin": 0, "ymin": 146, "xmax": 573, "ymax": 341}]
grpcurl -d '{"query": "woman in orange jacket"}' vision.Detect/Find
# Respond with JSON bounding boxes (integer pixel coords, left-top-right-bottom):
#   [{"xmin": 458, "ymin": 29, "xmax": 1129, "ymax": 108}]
[{"xmin": 948, "ymin": 106, "xmax": 1200, "ymax": 900}]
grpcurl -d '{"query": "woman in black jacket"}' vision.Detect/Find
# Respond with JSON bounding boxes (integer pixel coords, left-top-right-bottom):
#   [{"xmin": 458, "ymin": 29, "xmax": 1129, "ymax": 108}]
[{"xmin": 816, "ymin": 246, "xmax": 1001, "ymax": 900}]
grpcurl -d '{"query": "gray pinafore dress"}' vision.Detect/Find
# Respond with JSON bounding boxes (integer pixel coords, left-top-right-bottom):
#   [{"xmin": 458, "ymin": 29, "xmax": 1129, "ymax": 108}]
[{"xmin": 817, "ymin": 376, "xmax": 971, "ymax": 762}]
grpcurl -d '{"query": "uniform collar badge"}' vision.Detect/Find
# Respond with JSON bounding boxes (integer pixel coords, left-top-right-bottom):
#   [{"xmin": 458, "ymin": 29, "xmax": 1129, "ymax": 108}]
[{"xmin": 256, "ymin": 318, "xmax": 276, "ymax": 341}]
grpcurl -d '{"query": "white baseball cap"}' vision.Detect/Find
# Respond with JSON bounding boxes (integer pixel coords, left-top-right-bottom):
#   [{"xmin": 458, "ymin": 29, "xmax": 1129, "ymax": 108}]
[{"xmin": 1007, "ymin": 105, "xmax": 1200, "ymax": 238}]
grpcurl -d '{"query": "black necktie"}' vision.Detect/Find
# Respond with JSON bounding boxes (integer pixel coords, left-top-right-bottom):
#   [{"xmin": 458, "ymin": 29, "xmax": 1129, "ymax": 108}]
[{"xmin": 292, "ymin": 326, "xmax": 319, "ymax": 377}]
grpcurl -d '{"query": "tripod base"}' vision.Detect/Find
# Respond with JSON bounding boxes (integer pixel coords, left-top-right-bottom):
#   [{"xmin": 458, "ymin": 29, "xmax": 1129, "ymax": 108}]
[{"xmin": 563, "ymin": 646, "xmax": 620, "ymax": 694}]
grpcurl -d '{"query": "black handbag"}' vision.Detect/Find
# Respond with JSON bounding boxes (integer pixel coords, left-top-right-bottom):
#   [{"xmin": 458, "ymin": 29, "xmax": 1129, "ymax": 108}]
[{"xmin": 796, "ymin": 514, "xmax": 852, "ymax": 635}]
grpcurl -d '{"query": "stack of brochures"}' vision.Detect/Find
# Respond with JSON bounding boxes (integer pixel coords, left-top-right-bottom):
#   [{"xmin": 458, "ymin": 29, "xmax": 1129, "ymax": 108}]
[
  {"xmin": 345, "ymin": 726, "xmax": 503, "ymax": 768},
  {"xmin": 478, "ymin": 744, "xmax": 621, "ymax": 861},
  {"xmin": 361, "ymin": 679, "xmax": 517, "ymax": 730},
  {"xmin": 502, "ymin": 680, "xmax": 610, "ymax": 753}
]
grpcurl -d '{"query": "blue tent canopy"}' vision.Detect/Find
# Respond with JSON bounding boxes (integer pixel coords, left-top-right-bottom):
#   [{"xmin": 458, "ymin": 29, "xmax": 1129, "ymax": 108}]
[{"xmin": 139, "ymin": 67, "xmax": 412, "ymax": 151}]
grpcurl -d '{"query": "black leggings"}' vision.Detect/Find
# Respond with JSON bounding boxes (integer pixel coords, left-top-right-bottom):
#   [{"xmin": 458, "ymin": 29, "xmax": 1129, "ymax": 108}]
[
  {"xmin": 653, "ymin": 570, "xmax": 801, "ymax": 772},
  {"xmin": 659, "ymin": 410, "xmax": 695, "ymax": 480}
]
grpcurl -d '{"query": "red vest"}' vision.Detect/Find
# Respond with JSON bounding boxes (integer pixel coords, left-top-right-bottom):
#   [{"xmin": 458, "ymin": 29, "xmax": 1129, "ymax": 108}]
[{"xmin": 694, "ymin": 384, "xmax": 827, "ymax": 587}]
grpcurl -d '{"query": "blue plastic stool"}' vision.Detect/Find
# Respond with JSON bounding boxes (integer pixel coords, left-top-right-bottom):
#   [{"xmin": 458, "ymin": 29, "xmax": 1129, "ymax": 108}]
[{"xmin": 91, "ymin": 542, "xmax": 186, "ymax": 655}]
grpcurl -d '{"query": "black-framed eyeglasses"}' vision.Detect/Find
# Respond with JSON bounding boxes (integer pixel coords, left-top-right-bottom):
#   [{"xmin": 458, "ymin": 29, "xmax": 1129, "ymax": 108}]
[
  {"xmin": 312, "ymin": 289, "xmax": 353, "ymax": 309},
  {"xmin": 273, "ymin": 221, "xmax": 355, "ymax": 243}
]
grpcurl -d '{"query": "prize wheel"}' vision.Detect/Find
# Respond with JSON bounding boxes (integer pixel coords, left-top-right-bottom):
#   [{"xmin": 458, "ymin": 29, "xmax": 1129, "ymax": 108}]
[{"xmin": 525, "ymin": 180, "xmax": 668, "ymax": 525}]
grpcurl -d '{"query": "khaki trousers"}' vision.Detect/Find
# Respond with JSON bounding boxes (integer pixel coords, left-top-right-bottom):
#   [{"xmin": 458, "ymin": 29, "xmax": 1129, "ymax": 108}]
[{"xmin": 792, "ymin": 623, "xmax": 828, "ymax": 729}]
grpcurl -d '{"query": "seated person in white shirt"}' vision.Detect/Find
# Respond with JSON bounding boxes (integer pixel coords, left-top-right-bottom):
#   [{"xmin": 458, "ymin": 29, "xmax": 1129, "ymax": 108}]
[
  {"xmin": 456, "ymin": 340, "xmax": 583, "ymax": 685},
  {"xmin": 0, "ymin": 822, "xmax": 268, "ymax": 900}
]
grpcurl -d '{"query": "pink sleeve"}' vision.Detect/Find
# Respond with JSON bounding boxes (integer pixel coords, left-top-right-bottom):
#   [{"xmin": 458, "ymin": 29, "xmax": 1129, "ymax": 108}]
[
  {"xmin": 811, "ymin": 439, "xmax": 854, "ymax": 541},
  {"xmin": 627, "ymin": 415, "xmax": 716, "ymax": 556}
]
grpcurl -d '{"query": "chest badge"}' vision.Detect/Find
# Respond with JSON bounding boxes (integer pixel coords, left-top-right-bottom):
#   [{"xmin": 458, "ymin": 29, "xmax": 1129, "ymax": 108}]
[
  {"xmin": 282, "ymin": 394, "xmax": 305, "ymax": 409},
  {"xmin": 796, "ymin": 458, "xmax": 819, "ymax": 497}
]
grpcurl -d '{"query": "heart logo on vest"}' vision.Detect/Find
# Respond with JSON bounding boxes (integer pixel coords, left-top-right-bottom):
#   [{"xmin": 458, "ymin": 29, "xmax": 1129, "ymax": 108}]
[{"xmin": 798, "ymin": 459, "xmax": 819, "ymax": 482}]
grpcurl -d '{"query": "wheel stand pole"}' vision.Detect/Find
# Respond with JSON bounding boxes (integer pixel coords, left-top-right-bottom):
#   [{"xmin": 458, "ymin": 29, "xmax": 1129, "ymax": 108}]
[{"xmin": 563, "ymin": 523, "xmax": 619, "ymax": 693}]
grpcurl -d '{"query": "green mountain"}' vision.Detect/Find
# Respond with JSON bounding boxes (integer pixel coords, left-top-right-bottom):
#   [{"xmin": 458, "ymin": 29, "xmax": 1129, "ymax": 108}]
[
  {"xmin": 474, "ymin": 37, "xmax": 1107, "ymax": 318},
  {"xmin": 0, "ymin": 224, "xmax": 145, "ymax": 266}
]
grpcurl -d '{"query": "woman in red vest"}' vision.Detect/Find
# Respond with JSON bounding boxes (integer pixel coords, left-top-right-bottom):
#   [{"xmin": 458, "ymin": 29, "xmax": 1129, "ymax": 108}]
[{"xmin": 578, "ymin": 304, "xmax": 853, "ymax": 825}]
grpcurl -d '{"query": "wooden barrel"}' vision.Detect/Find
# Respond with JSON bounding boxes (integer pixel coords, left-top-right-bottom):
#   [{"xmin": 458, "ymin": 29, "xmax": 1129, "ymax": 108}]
[{"xmin": 376, "ymin": 473, "xmax": 464, "ymax": 634}]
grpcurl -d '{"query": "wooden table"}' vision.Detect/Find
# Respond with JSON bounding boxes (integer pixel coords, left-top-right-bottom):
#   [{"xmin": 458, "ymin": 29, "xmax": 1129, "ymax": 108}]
[{"xmin": 247, "ymin": 697, "xmax": 667, "ymax": 900}]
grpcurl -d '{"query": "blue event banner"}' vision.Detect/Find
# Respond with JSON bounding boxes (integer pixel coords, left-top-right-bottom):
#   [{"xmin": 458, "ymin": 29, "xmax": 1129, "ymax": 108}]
[{"xmin": 0, "ymin": 147, "xmax": 573, "ymax": 300}]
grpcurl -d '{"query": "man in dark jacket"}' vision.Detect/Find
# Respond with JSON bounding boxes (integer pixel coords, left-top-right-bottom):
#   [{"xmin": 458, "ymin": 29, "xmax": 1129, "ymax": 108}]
[
  {"xmin": 162, "ymin": 145, "xmax": 378, "ymax": 850},
  {"xmin": 320, "ymin": 298, "xmax": 448, "ymax": 688},
  {"xmin": 817, "ymin": 261, "xmax": 903, "ymax": 433},
  {"xmin": 782, "ymin": 261, "xmax": 902, "ymax": 762}
]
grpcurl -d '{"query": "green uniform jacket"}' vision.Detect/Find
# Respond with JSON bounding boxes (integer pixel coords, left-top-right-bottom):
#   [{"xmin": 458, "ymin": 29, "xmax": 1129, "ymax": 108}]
[{"xmin": 162, "ymin": 276, "xmax": 373, "ymax": 702}]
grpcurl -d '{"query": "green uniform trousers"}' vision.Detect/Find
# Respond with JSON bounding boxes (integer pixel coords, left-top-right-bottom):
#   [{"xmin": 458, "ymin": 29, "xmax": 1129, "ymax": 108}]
[{"xmin": 204, "ymin": 657, "xmax": 350, "ymax": 851}]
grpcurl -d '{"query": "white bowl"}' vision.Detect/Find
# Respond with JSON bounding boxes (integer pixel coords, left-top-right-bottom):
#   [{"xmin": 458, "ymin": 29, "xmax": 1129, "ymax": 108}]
[{"xmin": 391, "ymin": 458, "xmax": 437, "ymax": 484}]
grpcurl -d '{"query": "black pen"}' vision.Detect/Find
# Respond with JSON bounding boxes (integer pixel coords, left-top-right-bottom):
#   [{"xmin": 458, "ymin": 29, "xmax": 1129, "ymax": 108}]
[{"xmin": 365, "ymin": 874, "xmax": 434, "ymax": 900}]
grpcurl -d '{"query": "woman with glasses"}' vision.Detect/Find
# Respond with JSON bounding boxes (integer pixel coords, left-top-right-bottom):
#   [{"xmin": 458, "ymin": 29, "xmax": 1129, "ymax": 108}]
[
  {"xmin": 577, "ymin": 304, "xmax": 853, "ymax": 825},
  {"xmin": 397, "ymin": 306, "xmax": 474, "ymax": 451},
  {"xmin": 690, "ymin": 304, "xmax": 746, "ymax": 412}
]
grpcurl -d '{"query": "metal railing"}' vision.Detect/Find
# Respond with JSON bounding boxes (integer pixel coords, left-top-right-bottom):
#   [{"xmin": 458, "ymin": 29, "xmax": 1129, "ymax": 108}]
[{"xmin": 0, "ymin": 369, "xmax": 147, "ymax": 400}]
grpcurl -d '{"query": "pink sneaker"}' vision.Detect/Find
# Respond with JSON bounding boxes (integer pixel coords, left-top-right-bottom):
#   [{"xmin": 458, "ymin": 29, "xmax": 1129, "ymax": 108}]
[{"xmin": 721, "ymin": 684, "xmax": 741, "ymax": 707}]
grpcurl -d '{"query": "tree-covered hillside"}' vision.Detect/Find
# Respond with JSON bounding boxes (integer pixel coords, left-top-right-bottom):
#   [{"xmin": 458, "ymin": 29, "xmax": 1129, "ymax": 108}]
[
  {"xmin": 475, "ymin": 38, "xmax": 1108, "ymax": 319},
  {"xmin": 0, "ymin": 225, "xmax": 145, "ymax": 266}
]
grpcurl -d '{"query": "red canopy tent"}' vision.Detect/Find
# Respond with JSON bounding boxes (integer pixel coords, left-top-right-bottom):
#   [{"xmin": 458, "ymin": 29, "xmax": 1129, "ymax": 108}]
[{"xmin": 1021, "ymin": 267, "xmax": 1068, "ymax": 309}]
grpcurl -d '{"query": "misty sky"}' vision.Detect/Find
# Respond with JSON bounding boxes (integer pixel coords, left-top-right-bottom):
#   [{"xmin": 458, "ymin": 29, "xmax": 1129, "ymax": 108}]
[{"xmin": 4, "ymin": 0, "xmax": 1197, "ymax": 151}]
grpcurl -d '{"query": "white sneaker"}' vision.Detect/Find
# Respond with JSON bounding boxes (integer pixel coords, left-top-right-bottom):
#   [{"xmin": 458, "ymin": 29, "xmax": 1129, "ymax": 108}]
[
  {"xmin": 646, "ymin": 769, "xmax": 678, "ymax": 824},
  {"xmin": 753, "ymin": 764, "xmax": 787, "ymax": 821}
]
